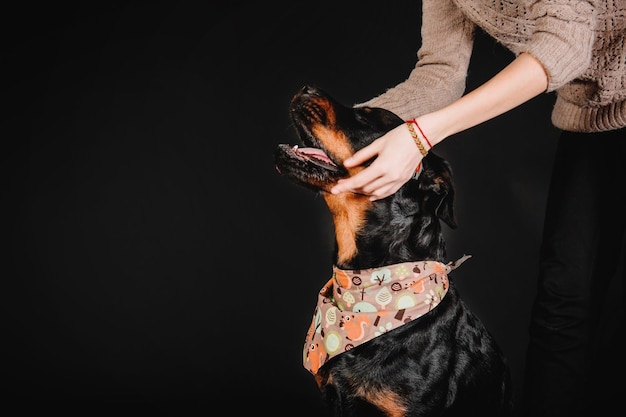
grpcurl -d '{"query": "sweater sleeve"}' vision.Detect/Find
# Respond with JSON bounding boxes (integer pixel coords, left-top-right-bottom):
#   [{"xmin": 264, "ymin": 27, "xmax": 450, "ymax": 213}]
[
  {"xmin": 358, "ymin": 0, "xmax": 475, "ymax": 119},
  {"xmin": 522, "ymin": 0, "xmax": 596, "ymax": 92}
]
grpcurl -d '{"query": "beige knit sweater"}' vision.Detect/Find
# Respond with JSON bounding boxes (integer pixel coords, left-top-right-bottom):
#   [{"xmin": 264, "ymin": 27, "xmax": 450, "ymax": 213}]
[{"xmin": 362, "ymin": 0, "xmax": 625, "ymax": 132}]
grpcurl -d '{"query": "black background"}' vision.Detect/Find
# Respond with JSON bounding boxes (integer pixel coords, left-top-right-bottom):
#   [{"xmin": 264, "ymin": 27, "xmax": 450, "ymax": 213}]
[{"xmin": 8, "ymin": 1, "xmax": 617, "ymax": 415}]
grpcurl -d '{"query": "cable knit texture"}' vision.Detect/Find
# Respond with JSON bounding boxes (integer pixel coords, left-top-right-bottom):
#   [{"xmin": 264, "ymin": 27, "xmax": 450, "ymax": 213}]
[{"xmin": 361, "ymin": 0, "xmax": 625, "ymax": 132}]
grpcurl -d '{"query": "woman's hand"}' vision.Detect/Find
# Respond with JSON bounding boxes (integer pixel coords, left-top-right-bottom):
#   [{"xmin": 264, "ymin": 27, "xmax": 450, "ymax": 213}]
[{"xmin": 330, "ymin": 123, "xmax": 423, "ymax": 201}]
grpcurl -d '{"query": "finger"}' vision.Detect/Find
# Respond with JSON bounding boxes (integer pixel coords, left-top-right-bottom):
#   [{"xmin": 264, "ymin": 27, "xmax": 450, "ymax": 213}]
[
  {"xmin": 360, "ymin": 175, "xmax": 399, "ymax": 200},
  {"xmin": 369, "ymin": 182, "xmax": 402, "ymax": 201},
  {"xmin": 343, "ymin": 140, "xmax": 382, "ymax": 168},
  {"xmin": 331, "ymin": 166, "xmax": 383, "ymax": 195}
]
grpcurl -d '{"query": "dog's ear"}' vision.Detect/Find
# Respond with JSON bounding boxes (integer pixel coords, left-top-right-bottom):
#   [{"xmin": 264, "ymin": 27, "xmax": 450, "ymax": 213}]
[
  {"xmin": 421, "ymin": 153, "xmax": 457, "ymax": 229},
  {"xmin": 435, "ymin": 188, "xmax": 457, "ymax": 229}
]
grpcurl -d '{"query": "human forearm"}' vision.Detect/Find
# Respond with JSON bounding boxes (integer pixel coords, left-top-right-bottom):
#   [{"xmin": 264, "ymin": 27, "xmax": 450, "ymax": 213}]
[
  {"xmin": 417, "ymin": 52, "xmax": 549, "ymax": 146},
  {"xmin": 331, "ymin": 53, "xmax": 549, "ymax": 200}
]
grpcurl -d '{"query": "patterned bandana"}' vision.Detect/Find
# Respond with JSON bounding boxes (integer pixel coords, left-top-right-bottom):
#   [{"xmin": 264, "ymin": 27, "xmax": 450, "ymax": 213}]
[{"xmin": 303, "ymin": 255, "xmax": 471, "ymax": 374}]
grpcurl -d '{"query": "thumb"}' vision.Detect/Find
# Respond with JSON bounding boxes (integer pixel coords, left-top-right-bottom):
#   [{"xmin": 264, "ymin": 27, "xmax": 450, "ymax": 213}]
[{"xmin": 343, "ymin": 140, "xmax": 382, "ymax": 168}]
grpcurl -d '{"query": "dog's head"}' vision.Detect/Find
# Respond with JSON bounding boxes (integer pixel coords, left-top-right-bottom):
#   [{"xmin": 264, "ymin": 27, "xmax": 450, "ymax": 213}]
[{"xmin": 275, "ymin": 85, "xmax": 456, "ymax": 269}]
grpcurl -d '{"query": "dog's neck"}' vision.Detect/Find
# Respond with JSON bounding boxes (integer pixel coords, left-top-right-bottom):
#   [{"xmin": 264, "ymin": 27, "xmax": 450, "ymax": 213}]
[{"xmin": 329, "ymin": 195, "xmax": 447, "ymax": 270}]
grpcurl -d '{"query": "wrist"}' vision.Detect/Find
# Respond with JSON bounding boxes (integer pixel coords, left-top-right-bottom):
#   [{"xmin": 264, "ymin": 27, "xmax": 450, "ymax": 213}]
[{"xmin": 413, "ymin": 113, "xmax": 448, "ymax": 148}]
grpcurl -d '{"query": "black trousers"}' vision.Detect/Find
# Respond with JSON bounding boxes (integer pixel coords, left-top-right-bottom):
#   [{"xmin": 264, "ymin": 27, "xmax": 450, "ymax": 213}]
[{"xmin": 522, "ymin": 128, "xmax": 626, "ymax": 417}]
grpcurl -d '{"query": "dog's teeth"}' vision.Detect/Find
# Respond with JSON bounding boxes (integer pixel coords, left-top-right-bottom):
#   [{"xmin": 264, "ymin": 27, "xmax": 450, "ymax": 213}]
[{"xmin": 293, "ymin": 145, "xmax": 299, "ymax": 151}]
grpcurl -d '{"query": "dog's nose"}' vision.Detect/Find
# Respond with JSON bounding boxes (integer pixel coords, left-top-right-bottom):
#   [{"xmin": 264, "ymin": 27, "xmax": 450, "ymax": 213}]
[
  {"xmin": 293, "ymin": 85, "xmax": 316, "ymax": 103},
  {"xmin": 300, "ymin": 85, "xmax": 320, "ymax": 97}
]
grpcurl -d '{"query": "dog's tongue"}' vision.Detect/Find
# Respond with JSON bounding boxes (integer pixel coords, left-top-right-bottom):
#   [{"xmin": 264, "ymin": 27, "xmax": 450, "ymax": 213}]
[{"xmin": 294, "ymin": 146, "xmax": 336, "ymax": 166}]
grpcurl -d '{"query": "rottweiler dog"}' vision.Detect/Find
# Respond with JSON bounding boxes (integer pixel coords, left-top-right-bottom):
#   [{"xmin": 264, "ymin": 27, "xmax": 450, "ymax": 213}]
[{"xmin": 275, "ymin": 85, "xmax": 512, "ymax": 417}]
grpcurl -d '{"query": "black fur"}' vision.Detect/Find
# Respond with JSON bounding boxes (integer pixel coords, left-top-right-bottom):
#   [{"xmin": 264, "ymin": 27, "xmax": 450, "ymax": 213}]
[{"xmin": 275, "ymin": 85, "xmax": 512, "ymax": 417}]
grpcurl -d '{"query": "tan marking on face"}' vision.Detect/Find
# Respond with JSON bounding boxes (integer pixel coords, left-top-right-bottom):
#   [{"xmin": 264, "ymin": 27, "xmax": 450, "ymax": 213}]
[
  {"xmin": 310, "ymin": 125, "xmax": 354, "ymax": 165},
  {"xmin": 323, "ymin": 193, "xmax": 372, "ymax": 264}
]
